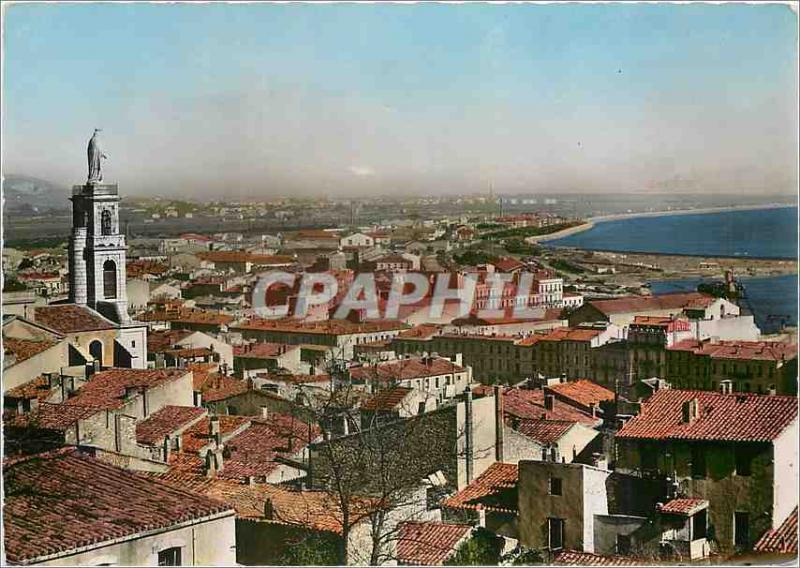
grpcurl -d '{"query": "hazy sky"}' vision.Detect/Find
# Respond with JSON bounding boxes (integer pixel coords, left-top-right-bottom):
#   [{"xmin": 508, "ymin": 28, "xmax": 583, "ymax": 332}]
[{"xmin": 3, "ymin": 2, "xmax": 798, "ymax": 198}]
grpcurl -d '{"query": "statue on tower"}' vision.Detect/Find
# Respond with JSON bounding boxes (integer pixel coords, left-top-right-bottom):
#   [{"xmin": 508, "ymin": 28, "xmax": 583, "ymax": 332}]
[{"xmin": 87, "ymin": 129, "xmax": 107, "ymax": 183}]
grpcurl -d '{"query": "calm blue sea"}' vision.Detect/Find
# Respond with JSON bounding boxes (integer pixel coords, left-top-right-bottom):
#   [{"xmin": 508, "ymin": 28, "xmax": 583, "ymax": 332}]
[
  {"xmin": 550, "ymin": 206, "xmax": 798, "ymax": 259},
  {"xmin": 649, "ymin": 275, "xmax": 798, "ymax": 333},
  {"xmin": 548, "ymin": 206, "xmax": 798, "ymax": 333}
]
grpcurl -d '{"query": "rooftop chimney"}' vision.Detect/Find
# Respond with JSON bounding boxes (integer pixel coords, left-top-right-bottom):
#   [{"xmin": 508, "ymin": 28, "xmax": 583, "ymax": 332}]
[
  {"xmin": 544, "ymin": 394, "xmax": 555, "ymax": 411},
  {"xmin": 681, "ymin": 398, "xmax": 700, "ymax": 424},
  {"xmin": 261, "ymin": 406, "xmax": 269, "ymax": 419},
  {"xmin": 494, "ymin": 385, "xmax": 504, "ymax": 462},
  {"xmin": 209, "ymin": 416, "xmax": 222, "ymax": 446}
]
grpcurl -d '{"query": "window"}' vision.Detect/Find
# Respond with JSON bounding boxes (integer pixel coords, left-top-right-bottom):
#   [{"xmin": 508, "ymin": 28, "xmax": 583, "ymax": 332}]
[
  {"xmin": 735, "ymin": 446, "xmax": 755, "ymax": 476},
  {"xmin": 692, "ymin": 509, "xmax": 707, "ymax": 539},
  {"xmin": 734, "ymin": 512, "xmax": 750, "ymax": 550},
  {"xmin": 158, "ymin": 547, "xmax": 182, "ymax": 566},
  {"xmin": 548, "ymin": 518, "xmax": 564, "ymax": 550},
  {"xmin": 101, "ymin": 210, "xmax": 113, "ymax": 236},
  {"xmin": 103, "ymin": 260, "xmax": 117, "ymax": 299},
  {"xmin": 691, "ymin": 445, "xmax": 706, "ymax": 479},
  {"xmin": 616, "ymin": 534, "xmax": 632, "ymax": 555},
  {"xmin": 549, "ymin": 477, "xmax": 563, "ymax": 496}
]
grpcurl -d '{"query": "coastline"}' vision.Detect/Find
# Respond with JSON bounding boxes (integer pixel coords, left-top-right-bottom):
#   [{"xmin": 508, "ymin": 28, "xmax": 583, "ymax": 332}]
[{"xmin": 533, "ymin": 202, "xmax": 797, "ymax": 246}]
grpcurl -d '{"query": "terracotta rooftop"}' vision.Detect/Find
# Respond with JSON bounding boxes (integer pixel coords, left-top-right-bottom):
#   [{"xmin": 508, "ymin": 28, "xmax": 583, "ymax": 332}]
[
  {"xmin": 257, "ymin": 373, "xmax": 331, "ymax": 385},
  {"xmin": 397, "ymin": 324, "xmax": 442, "ymax": 340},
  {"xmin": 397, "ymin": 522, "xmax": 472, "ymax": 565},
  {"xmin": 179, "ymin": 415, "xmax": 252, "ymax": 453},
  {"xmin": 197, "ymin": 251, "xmax": 295, "ymax": 265},
  {"xmin": 658, "ymin": 498, "xmax": 709, "ymax": 516},
  {"xmin": 588, "ymin": 292, "xmax": 715, "ymax": 315},
  {"xmin": 515, "ymin": 419, "xmax": 576, "ymax": 445},
  {"xmin": 7, "ymin": 402, "xmax": 103, "ymax": 431},
  {"xmin": 178, "ymin": 232, "xmax": 212, "ymax": 241},
  {"xmin": 441, "ymin": 462, "xmax": 519, "ymax": 514},
  {"xmin": 553, "ymin": 551, "xmax": 640, "ymax": 566},
  {"xmin": 349, "ymin": 356, "xmax": 465, "ymax": 383},
  {"xmin": 146, "ymin": 329, "xmax": 194, "ymax": 353},
  {"xmin": 196, "ymin": 373, "xmax": 249, "ymax": 402},
  {"xmin": 503, "ymin": 387, "xmax": 599, "ymax": 426},
  {"xmin": 62, "ymin": 368, "xmax": 191, "ymax": 412},
  {"xmin": 539, "ymin": 327, "xmax": 605, "ymax": 342},
  {"xmin": 33, "ymin": 305, "xmax": 116, "ymax": 334},
  {"xmin": 616, "ymin": 390, "xmax": 798, "ymax": 443},
  {"xmin": 137, "ymin": 308, "xmax": 234, "ymax": 326},
  {"xmin": 668, "ymin": 339, "xmax": 797, "ymax": 362},
  {"xmin": 136, "ymin": 405, "xmax": 207, "ymax": 446},
  {"xmin": 4, "ymin": 375, "xmax": 54, "ymax": 402},
  {"xmin": 491, "ymin": 257, "xmax": 526, "ymax": 273},
  {"xmin": 2, "ymin": 448, "xmax": 233, "ymax": 565},
  {"xmin": 546, "ymin": 379, "xmax": 615, "ymax": 409},
  {"xmin": 2, "ymin": 338, "xmax": 59, "ymax": 364},
  {"xmin": 361, "ymin": 386, "xmax": 415, "ymax": 412},
  {"xmin": 234, "ymin": 342, "xmax": 298, "ymax": 359},
  {"xmin": 754, "ymin": 507, "xmax": 798, "ymax": 554},
  {"xmin": 233, "ymin": 317, "xmax": 408, "ymax": 335}
]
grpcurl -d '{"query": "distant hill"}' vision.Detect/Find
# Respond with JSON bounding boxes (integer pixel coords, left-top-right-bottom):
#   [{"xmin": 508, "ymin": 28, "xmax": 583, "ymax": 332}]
[{"xmin": 3, "ymin": 175, "xmax": 70, "ymax": 215}]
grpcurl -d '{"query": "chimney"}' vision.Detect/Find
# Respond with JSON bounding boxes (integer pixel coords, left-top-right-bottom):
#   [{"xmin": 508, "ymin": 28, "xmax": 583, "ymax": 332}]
[
  {"xmin": 590, "ymin": 452, "xmax": 608, "ymax": 470},
  {"xmin": 163, "ymin": 436, "xmax": 172, "ymax": 462},
  {"xmin": 209, "ymin": 416, "xmax": 222, "ymax": 446},
  {"xmin": 263, "ymin": 497, "xmax": 275, "ymax": 519},
  {"xmin": 720, "ymin": 380, "xmax": 733, "ymax": 395},
  {"xmin": 204, "ymin": 448, "xmax": 224, "ymax": 477},
  {"xmin": 560, "ymin": 373, "xmax": 566, "ymax": 383},
  {"xmin": 247, "ymin": 475, "xmax": 256, "ymax": 486},
  {"xmin": 494, "ymin": 385, "xmax": 504, "ymax": 462},
  {"xmin": 194, "ymin": 391, "xmax": 203, "ymax": 407},
  {"xmin": 681, "ymin": 398, "xmax": 700, "ymax": 424},
  {"xmin": 464, "ymin": 387, "xmax": 474, "ymax": 483},
  {"xmin": 544, "ymin": 394, "xmax": 555, "ymax": 411},
  {"xmin": 260, "ymin": 406, "xmax": 269, "ymax": 419},
  {"xmin": 155, "ymin": 353, "xmax": 165, "ymax": 369}
]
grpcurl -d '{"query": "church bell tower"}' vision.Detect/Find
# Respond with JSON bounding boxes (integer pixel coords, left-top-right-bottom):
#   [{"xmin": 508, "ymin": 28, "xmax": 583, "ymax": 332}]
[{"xmin": 69, "ymin": 131, "xmax": 130, "ymax": 323}]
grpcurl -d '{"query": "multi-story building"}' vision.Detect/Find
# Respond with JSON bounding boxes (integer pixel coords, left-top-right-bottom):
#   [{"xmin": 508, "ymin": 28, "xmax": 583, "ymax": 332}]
[
  {"xmin": 615, "ymin": 389, "xmax": 798, "ymax": 554},
  {"xmin": 666, "ymin": 339, "xmax": 797, "ymax": 395}
]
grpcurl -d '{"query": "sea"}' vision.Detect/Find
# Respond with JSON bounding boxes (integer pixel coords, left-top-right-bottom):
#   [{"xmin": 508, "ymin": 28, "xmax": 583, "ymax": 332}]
[{"xmin": 547, "ymin": 206, "xmax": 798, "ymax": 334}]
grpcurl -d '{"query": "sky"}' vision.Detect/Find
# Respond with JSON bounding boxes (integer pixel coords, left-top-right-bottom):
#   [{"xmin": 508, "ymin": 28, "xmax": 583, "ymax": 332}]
[{"xmin": 2, "ymin": 2, "xmax": 798, "ymax": 199}]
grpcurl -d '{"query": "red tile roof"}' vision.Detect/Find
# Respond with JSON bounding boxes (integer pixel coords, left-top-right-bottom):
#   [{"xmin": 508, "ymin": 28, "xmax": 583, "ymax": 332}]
[
  {"xmin": 197, "ymin": 251, "xmax": 295, "ymax": 265},
  {"xmin": 234, "ymin": 342, "xmax": 298, "ymax": 359},
  {"xmin": 2, "ymin": 449, "xmax": 233, "ymax": 564},
  {"xmin": 179, "ymin": 415, "xmax": 252, "ymax": 453},
  {"xmin": 146, "ymin": 329, "xmax": 194, "ymax": 353},
  {"xmin": 754, "ymin": 507, "xmax": 798, "ymax": 554},
  {"xmin": 546, "ymin": 379, "xmax": 615, "ymax": 409},
  {"xmin": 491, "ymin": 257, "xmax": 525, "ymax": 273},
  {"xmin": 515, "ymin": 419, "xmax": 575, "ymax": 445},
  {"xmin": 7, "ymin": 402, "xmax": 103, "ymax": 431},
  {"xmin": 233, "ymin": 317, "xmax": 408, "ymax": 335},
  {"xmin": 137, "ymin": 308, "xmax": 234, "ymax": 326},
  {"xmin": 539, "ymin": 327, "xmax": 604, "ymax": 342},
  {"xmin": 553, "ymin": 551, "xmax": 640, "ymax": 566},
  {"xmin": 136, "ymin": 405, "xmax": 207, "ymax": 446},
  {"xmin": 257, "ymin": 373, "xmax": 331, "ymax": 385},
  {"xmin": 616, "ymin": 390, "xmax": 798, "ymax": 442},
  {"xmin": 62, "ymin": 368, "xmax": 191, "ymax": 412},
  {"xmin": 658, "ymin": 498, "xmax": 708, "ymax": 516},
  {"xmin": 2, "ymin": 338, "xmax": 59, "ymax": 364},
  {"xmin": 361, "ymin": 387, "xmax": 414, "ymax": 412},
  {"xmin": 397, "ymin": 324, "xmax": 442, "ymax": 339},
  {"xmin": 196, "ymin": 374, "xmax": 249, "ymax": 402},
  {"xmin": 668, "ymin": 339, "xmax": 796, "ymax": 362},
  {"xmin": 349, "ymin": 357, "xmax": 465, "ymax": 383},
  {"xmin": 441, "ymin": 462, "xmax": 519, "ymax": 514},
  {"xmin": 4, "ymin": 375, "xmax": 53, "ymax": 402},
  {"xmin": 397, "ymin": 522, "xmax": 472, "ymax": 565},
  {"xmin": 588, "ymin": 292, "xmax": 714, "ymax": 315},
  {"xmin": 33, "ymin": 305, "xmax": 116, "ymax": 333},
  {"xmin": 503, "ymin": 388, "xmax": 599, "ymax": 426}
]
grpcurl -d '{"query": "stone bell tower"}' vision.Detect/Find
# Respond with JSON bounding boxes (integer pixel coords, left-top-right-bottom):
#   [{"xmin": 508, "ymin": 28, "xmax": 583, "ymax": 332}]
[{"xmin": 69, "ymin": 131, "xmax": 130, "ymax": 323}]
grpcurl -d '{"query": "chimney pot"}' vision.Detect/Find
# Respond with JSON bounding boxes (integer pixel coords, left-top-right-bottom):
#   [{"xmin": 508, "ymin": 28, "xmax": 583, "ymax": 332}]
[{"xmin": 544, "ymin": 394, "xmax": 555, "ymax": 411}]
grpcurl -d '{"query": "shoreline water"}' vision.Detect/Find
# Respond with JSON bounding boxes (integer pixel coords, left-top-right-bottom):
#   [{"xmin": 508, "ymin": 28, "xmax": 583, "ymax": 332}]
[{"xmin": 533, "ymin": 202, "xmax": 797, "ymax": 245}]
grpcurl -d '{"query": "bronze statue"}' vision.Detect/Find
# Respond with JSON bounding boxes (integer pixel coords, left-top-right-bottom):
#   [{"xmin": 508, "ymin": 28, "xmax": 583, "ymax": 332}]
[{"xmin": 87, "ymin": 129, "xmax": 107, "ymax": 183}]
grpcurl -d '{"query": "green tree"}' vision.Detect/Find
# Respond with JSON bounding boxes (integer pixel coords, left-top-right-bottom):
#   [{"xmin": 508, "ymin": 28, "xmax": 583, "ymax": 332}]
[{"xmin": 445, "ymin": 527, "xmax": 505, "ymax": 565}]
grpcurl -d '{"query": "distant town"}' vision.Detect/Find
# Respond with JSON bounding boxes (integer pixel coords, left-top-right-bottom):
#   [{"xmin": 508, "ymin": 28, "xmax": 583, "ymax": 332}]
[{"xmin": 2, "ymin": 146, "xmax": 797, "ymax": 566}]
